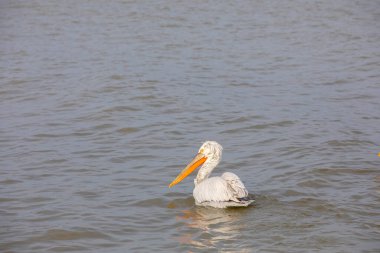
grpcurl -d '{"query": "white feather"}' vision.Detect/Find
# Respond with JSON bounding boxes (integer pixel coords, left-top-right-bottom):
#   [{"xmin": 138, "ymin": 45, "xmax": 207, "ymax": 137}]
[{"xmin": 221, "ymin": 172, "xmax": 249, "ymax": 199}]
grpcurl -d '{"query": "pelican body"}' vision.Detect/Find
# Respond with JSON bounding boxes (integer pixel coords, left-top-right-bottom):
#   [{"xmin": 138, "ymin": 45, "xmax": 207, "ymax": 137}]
[{"xmin": 169, "ymin": 141, "xmax": 254, "ymax": 208}]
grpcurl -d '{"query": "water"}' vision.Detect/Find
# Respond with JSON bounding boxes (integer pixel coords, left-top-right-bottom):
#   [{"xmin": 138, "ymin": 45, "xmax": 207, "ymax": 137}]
[{"xmin": 1, "ymin": 0, "xmax": 379, "ymax": 252}]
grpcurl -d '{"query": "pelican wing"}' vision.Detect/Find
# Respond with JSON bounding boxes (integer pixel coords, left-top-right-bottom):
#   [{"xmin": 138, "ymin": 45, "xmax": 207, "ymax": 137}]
[{"xmin": 221, "ymin": 172, "xmax": 248, "ymax": 199}]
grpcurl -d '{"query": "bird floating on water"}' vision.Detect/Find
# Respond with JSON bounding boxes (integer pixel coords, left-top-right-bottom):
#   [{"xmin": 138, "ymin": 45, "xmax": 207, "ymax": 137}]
[{"xmin": 169, "ymin": 141, "xmax": 254, "ymax": 208}]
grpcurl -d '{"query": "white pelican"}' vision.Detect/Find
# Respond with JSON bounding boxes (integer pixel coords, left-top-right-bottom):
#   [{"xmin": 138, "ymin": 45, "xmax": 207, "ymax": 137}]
[{"xmin": 169, "ymin": 141, "xmax": 254, "ymax": 208}]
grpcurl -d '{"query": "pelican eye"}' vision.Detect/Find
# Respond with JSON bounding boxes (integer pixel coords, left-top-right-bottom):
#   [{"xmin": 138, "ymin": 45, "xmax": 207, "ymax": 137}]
[{"xmin": 199, "ymin": 148, "xmax": 204, "ymax": 154}]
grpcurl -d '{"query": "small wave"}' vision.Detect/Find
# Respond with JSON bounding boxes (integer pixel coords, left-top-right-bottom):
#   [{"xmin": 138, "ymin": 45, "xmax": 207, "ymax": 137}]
[
  {"xmin": 133, "ymin": 198, "xmax": 168, "ymax": 208},
  {"xmin": 313, "ymin": 167, "xmax": 378, "ymax": 176},
  {"xmin": 117, "ymin": 127, "xmax": 139, "ymax": 134},
  {"xmin": 39, "ymin": 229, "xmax": 111, "ymax": 241}
]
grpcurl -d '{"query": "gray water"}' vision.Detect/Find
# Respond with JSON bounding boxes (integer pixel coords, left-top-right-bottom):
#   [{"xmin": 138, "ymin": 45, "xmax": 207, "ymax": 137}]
[{"xmin": 1, "ymin": 0, "xmax": 380, "ymax": 252}]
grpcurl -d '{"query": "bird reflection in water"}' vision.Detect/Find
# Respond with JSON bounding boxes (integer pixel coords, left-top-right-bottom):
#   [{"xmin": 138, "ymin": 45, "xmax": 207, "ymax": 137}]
[{"xmin": 174, "ymin": 205, "xmax": 252, "ymax": 250}]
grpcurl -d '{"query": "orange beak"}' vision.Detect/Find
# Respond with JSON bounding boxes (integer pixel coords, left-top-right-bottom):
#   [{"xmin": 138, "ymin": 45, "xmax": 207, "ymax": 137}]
[{"xmin": 169, "ymin": 153, "xmax": 207, "ymax": 188}]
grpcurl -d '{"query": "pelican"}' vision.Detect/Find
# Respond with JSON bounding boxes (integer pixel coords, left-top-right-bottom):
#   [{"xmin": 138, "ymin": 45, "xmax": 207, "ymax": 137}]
[{"xmin": 169, "ymin": 141, "xmax": 254, "ymax": 208}]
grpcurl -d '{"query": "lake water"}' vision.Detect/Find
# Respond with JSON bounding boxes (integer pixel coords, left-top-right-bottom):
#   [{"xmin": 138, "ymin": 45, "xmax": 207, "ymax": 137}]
[{"xmin": 1, "ymin": 0, "xmax": 379, "ymax": 252}]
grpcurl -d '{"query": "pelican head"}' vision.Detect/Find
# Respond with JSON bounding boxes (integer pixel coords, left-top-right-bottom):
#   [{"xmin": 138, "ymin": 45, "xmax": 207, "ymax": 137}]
[
  {"xmin": 169, "ymin": 141, "xmax": 223, "ymax": 188},
  {"xmin": 198, "ymin": 141, "xmax": 223, "ymax": 162}
]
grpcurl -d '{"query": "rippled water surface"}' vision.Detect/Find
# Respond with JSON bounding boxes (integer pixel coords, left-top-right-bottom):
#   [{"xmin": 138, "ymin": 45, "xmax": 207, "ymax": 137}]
[{"xmin": 1, "ymin": 0, "xmax": 380, "ymax": 252}]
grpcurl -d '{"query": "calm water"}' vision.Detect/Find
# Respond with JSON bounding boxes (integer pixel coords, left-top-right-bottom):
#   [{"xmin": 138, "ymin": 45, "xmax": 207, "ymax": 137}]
[{"xmin": 1, "ymin": 0, "xmax": 380, "ymax": 252}]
